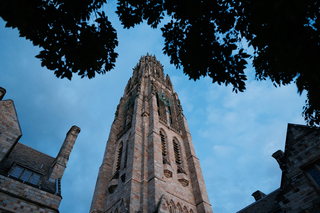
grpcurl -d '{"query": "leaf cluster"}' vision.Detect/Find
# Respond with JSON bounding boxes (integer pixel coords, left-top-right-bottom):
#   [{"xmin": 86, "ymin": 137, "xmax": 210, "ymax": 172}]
[
  {"xmin": 116, "ymin": 0, "xmax": 320, "ymax": 126},
  {"xmin": 1, "ymin": 0, "xmax": 320, "ymax": 126},
  {"xmin": 0, "ymin": 0, "xmax": 118, "ymax": 80},
  {"xmin": 116, "ymin": 0, "xmax": 249, "ymax": 93},
  {"xmin": 235, "ymin": 0, "xmax": 320, "ymax": 126}
]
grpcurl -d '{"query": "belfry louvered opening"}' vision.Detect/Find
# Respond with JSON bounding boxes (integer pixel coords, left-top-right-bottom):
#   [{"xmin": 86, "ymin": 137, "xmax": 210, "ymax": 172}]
[
  {"xmin": 161, "ymin": 131, "xmax": 170, "ymax": 164},
  {"xmin": 160, "ymin": 131, "xmax": 167, "ymax": 157},
  {"xmin": 173, "ymin": 140, "xmax": 181, "ymax": 165},
  {"xmin": 116, "ymin": 143, "xmax": 123, "ymax": 172}
]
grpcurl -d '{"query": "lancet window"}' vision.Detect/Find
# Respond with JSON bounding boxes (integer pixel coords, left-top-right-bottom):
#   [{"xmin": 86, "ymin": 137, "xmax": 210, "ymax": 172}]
[
  {"xmin": 160, "ymin": 131, "xmax": 170, "ymax": 165},
  {"xmin": 156, "ymin": 94, "xmax": 161, "ymax": 116},
  {"xmin": 168, "ymin": 106, "xmax": 172, "ymax": 124},
  {"xmin": 124, "ymin": 94, "xmax": 135, "ymax": 131},
  {"xmin": 173, "ymin": 139, "xmax": 181, "ymax": 166},
  {"xmin": 116, "ymin": 142, "xmax": 123, "ymax": 172},
  {"xmin": 124, "ymin": 140, "xmax": 128, "ymax": 168},
  {"xmin": 156, "ymin": 93, "xmax": 167, "ymax": 122}
]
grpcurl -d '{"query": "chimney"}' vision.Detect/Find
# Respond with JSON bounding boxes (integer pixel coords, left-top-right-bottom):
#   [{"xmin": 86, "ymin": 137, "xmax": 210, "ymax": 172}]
[
  {"xmin": 272, "ymin": 150, "xmax": 285, "ymax": 170},
  {"xmin": 252, "ymin": 190, "xmax": 266, "ymax": 201},
  {"xmin": 0, "ymin": 87, "xmax": 6, "ymax": 100},
  {"xmin": 49, "ymin": 125, "xmax": 81, "ymax": 182}
]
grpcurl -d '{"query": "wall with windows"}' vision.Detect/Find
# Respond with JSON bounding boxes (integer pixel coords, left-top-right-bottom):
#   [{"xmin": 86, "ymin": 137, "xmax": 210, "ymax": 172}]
[
  {"xmin": 0, "ymin": 175, "xmax": 61, "ymax": 213},
  {"xmin": 0, "ymin": 88, "xmax": 79, "ymax": 213}
]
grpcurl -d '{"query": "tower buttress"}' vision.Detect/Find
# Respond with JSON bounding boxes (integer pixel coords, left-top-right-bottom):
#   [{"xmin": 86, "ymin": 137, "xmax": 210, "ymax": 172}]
[
  {"xmin": 49, "ymin": 125, "xmax": 81, "ymax": 181},
  {"xmin": 90, "ymin": 55, "xmax": 213, "ymax": 213}
]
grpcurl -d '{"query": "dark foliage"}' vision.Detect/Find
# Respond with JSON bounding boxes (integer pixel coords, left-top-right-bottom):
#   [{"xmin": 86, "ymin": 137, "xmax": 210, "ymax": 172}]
[
  {"xmin": 0, "ymin": 0, "xmax": 118, "ymax": 80},
  {"xmin": 117, "ymin": 0, "xmax": 249, "ymax": 93},
  {"xmin": 116, "ymin": 0, "xmax": 320, "ymax": 126},
  {"xmin": 1, "ymin": 0, "xmax": 320, "ymax": 125}
]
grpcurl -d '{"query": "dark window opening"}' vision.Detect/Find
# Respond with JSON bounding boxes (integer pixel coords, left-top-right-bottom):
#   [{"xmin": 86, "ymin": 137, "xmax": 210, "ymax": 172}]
[
  {"xmin": 160, "ymin": 131, "xmax": 167, "ymax": 157},
  {"xmin": 124, "ymin": 141, "xmax": 128, "ymax": 168},
  {"xmin": 116, "ymin": 143, "xmax": 123, "ymax": 172},
  {"xmin": 156, "ymin": 94, "xmax": 161, "ymax": 116},
  {"xmin": 168, "ymin": 106, "xmax": 173, "ymax": 124},
  {"xmin": 10, "ymin": 165, "xmax": 41, "ymax": 185},
  {"xmin": 173, "ymin": 140, "xmax": 181, "ymax": 165},
  {"xmin": 161, "ymin": 131, "xmax": 170, "ymax": 165},
  {"xmin": 308, "ymin": 166, "xmax": 320, "ymax": 186}
]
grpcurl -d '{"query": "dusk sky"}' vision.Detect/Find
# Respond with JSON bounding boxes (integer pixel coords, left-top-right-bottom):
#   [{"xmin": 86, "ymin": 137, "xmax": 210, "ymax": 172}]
[{"xmin": 0, "ymin": 2, "xmax": 307, "ymax": 213}]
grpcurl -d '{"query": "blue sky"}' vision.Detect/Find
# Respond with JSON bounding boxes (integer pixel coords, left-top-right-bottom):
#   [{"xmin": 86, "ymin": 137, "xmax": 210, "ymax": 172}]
[{"xmin": 0, "ymin": 2, "xmax": 306, "ymax": 213}]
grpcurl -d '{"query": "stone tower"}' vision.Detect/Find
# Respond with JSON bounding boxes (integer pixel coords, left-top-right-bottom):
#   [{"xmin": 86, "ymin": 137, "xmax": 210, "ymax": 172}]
[{"xmin": 90, "ymin": 54, "xmax": 213, "ymax": 213}]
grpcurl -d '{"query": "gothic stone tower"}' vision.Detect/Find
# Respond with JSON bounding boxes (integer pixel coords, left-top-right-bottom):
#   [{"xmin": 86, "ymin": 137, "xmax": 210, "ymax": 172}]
[{"xmin": 90, "ymin": 54, "xmax": 213, "ymax": 213}]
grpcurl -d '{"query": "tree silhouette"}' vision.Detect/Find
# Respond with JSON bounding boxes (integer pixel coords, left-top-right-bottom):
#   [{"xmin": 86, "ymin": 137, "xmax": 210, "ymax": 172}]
[
  {"xmin": 1, "ymin": 0, "xmax": 320, "ymax": 125},
  {"xmin": 0, "ymin": 0, "xmax": 118, "ymax": 80}
]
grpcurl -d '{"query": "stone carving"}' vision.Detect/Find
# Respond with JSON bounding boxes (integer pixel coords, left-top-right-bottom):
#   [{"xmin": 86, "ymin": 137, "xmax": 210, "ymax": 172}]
[
  {"xmin": 164, "ymin": 170, "xmax": 173, "ymax": 178},
  {"xmin": 178, "ymin": 179, "xmax": 189, "ymax": 187}
]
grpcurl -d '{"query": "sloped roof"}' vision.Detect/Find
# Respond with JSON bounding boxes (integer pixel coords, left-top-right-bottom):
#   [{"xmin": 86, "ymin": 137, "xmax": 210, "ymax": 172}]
[
  {"xmin": 0, "ymin": 142, "xmax": 56, "ymax": 193},
  {"xmin": 236, "ymin": 189, "xmax": 280, "ymax": 213}
]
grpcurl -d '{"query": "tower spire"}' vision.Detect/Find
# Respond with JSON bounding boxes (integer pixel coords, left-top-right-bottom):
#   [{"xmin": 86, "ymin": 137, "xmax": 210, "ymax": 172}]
[{"xmin": 90, "ymin": 55, "xmax": 213, "ymax": 213}]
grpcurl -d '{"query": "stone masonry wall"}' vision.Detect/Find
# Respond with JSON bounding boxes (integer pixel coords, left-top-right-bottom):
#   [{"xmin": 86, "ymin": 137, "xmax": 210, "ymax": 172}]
[
  {"xmin": 0, "ymin": 100, "xmax": 22, "ymax": 162},
  {"xmin": 0, "ymin": 175, "xmax": 61, "ymax": 213},
  {"xmin": 278, "ymin": 124, "xmax": 320, "ymax": 213}
]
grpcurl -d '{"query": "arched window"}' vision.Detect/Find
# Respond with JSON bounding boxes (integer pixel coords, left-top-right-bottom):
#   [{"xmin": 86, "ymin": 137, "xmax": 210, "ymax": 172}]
[
  {"xmin": 160, "ymin": 131, "xmax": 167, "ymax": 157},
  {"xmin": 177, "ymin": 204, "xmax": 182, "ymax": 213},
  {"xmin": 155, "ymin": 69, "xmax": 160, "ymax": 78},
  {"xmin": 156, "ymin": 94, "xmax": 161, "ymax": 116},
  {"xmin": 116, "ymin": 142, "xmax": 123, "ymax": 172},
  {"xmin": 173, "ymin": 139, "xmax": 186, "ymax": 174},
  {"xmin": 160, "ymin": 131, "xmax": 169, "ymax": 164},
  {"xmin": 173, "ymin": 139, "xmax": 181, "ymax": 166},
  {"xmin": 156, "ymin": 92, "xmax": 168, "ymax": 122},
  {"xmin": 168, "ymin": 106, "xmax": 172, "ymax": 124}
]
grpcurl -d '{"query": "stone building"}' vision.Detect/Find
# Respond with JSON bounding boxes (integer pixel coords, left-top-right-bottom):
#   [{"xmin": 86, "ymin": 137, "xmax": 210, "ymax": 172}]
[
  {"xmin": 90, "ymin": 54, "xmax": 213, "ymax": 213},
  {"xmin": 0, "ymin": 87, "xmax": 80, "ymax": 213},
  {"xmin": 237, "ymin": 124, "xmax": 320, "ymax": 213}
]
